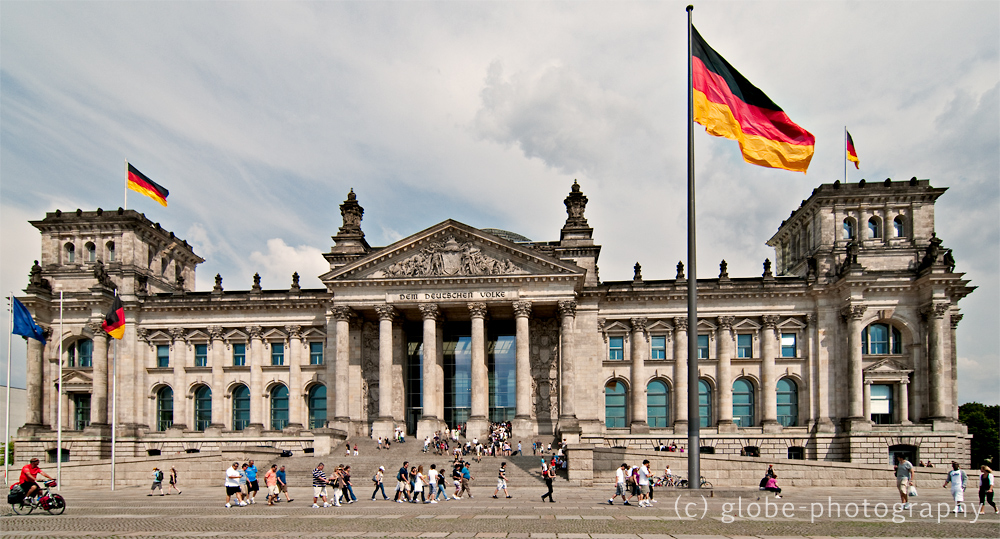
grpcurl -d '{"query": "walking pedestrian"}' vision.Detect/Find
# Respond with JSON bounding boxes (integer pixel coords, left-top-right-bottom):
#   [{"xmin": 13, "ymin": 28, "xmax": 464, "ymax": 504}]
[
  {"xmin": 312, "ymin": 462, "xmax": 332, "ymax": 508},
  {"xmin": 239, "ymin": 463, "xmax": 249, "ymax": 500},
  {"xmin": 372, "ymin": 466, "xmax": 389, "ymax": 500},
  {"xmin": 609, "ymin": 463, "xmax": 630, "ymax": 505},
  {"xmin": 276, "ymin": 465, "xmax": 293, "ymax": 502},
  {"xmin": 148, "ymin": 467, "xmax": 165, "ymax": 496},
  {"xmin": 414, "ymin": 465, "xmax": 427, "ymax": 503},
  {"xmin": 895, "ymin": 455, "xmax": 915, "ymax": 509},
  {"xmin": 394, "ymin": 461, "xmax": 410, "ymax": 503},
  {"xmin": 492, "ymin": 461, "xmax": 511, "ymax": 498},
  {"xmin": 636, "ymin": 460, "xmax": 651, "ymax": 507},
  {"xmin": 225, "ymin": 462, "xmax": 246, "ymax": 508},
  {"xmin": 330, "ymin": 465, "xmax": 345, "ymax": 506},
  {"xmin": 430, "ymin": 463, "xmax": 449, "ymax": 502},
  {"xmin": 343, "ymin": 465, "xmax": 357, "ymax": 503},
  {"xmin": 353, "ymin": 444, "xmax": 359, "ymax": 456},
  {"xmin": 459, "ymin": 461, "xmax": 474, "ymax": 499},
  {"xmin": 246, "ymin": 460, "xmax": 259, "ymax": 504},
  {"xmin": 167, "ymin": 466, "xmax": 181, "ymax": 495},
  {"xmin": 264, "ymin": 464, "xmax": 279, "ymax": 506},
  {"xmin": 540, "ymin": 459, "xmax": 554, "ymax": 502},
  {"xmin": 943, "ymin": 461, "xmax": 967, "ymax": 513},
  {"xmin": 978, "ymin": 465, "xmax": 997, "ymax": 514},
  {"xmin": 452, "ymin": 462, "xmax": 464, "ymax": 499}
]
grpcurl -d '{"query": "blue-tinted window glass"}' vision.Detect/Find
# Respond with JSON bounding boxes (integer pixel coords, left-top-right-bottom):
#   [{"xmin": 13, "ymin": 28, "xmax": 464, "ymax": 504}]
[
  {"xmin": 233, "ymin": 343, "xmax": 246, "ymax": 366},
  {"xmin": 232, "ymin": 385, "xmax": 250, "ymax": 431},
  {"xmin": 194, "ymin": 344, "xmax": 208, "ymax": 367},
  {"xmin": 776, "ymin": 378, "xmax": 798, "ymax": 427},
  {"xmin": 157, "ymin": 386, "xmax": 174, "ymax": 431},
  {"xmin": 605, "ymin": 381, "xmax": 627, "ymax": 428},
  {"xmin": 737, "ymin": 334, "xmax": 752, "ymax": 358},
  {"xmin": 271, "ymin": 342, "xmax": 284, "ymax": 366},
  {"xmin": 308, "ymin": 385, "xmax": 327, "ymax": 429},
  {"xmin": 609, "ymin": 336, "xmax": 624, "ymax": 360},
  {"xmin": 868, "ymin": 324, "xmax": 889, "ymax": 355},
  {"xmin": 194, "ymin": 386, "xmax": 212, "ymax": 431},
  {"xmin": 270, "ymin": 385, "xmax": 289, "ymax": 430},
  {"xmin": 697, "ymin": 334, "xmax": 709, "ymax": 359},
  {"xmin": 698, "ymin": 380, "xmax": 712, "ymax": 428},
  {"xmin": 733, "ymin": 379, "xmax": 755, "ymax": 427},
  {"xmin": 780, "ymin": 333, "xmax": 797, "ymax": 358},
  {"xmin": 650, "ymin": 336, "xmax": 666, "ymax": 359},
  {"xmin": 157, "ymin": 345, "xmax": 170, "ymax": 368},
  {"xmin": 646, "ymin": 380, "xmax": 669, "ymax": 428},
  {"xmin": 309, "ymin": 342, "xmax": 324, "ymax": 365}
]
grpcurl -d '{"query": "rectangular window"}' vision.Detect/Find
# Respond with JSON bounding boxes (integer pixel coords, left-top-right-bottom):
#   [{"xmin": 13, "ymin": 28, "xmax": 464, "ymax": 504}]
[
  {"xmin": 194, "ymin": 344, "xmax": 208, "ymax": 367},
  {"xmin": 650, "ymin": 336, "xmax": 666, "ymax": 360},
  {"xmin": 737, "ymin": 334, "xmax": 752, "ymax": 358},
  {"xmin": 73, "ymin": 394, "xmax": 91, "ymax": 430},
  {"xmin": 697, "ymin": 334, "xmax": 709, "ymax": 359},
  {"xmin": 156, "ymin": 345, "xmax": 170, "ymax": 368},
  {"xmin": 608, "ymin": 336, "xmax": 624, "ymax": 360},
  {"xmin": 780, "ymin": 333, "xmax": 797, "ymax": 358},
  {"xmin": 309, "ymin": 342, "xmax": 324, "ymax": 365},
  {"xmin": 870, "ymin": 384, "xmax": 893, "ymax": 425},
  {"xmin": 233, "ymin": 343, "xmax": 246, "ymax": 366},
  {"xmin": 271, "ymin": 342, "xmax": 285, "ymax": 366}
]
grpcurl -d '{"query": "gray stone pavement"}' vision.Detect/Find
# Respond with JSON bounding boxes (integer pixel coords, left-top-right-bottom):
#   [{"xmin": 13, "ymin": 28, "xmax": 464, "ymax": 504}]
[{"xmin": 2, "ymin": 483, "xmax": 998, "ymax": 539}]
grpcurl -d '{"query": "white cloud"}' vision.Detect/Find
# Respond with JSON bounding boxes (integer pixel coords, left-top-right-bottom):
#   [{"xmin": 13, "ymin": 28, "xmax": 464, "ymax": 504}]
[{"xmin": 247, "ymin": 239, "xmax": 329, "ymax": 290}]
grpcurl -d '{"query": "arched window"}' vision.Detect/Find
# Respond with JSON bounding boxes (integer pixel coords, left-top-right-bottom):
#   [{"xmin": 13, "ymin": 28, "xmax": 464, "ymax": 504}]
[
  {"xmin": 893, "ymin": 216, "xmax": 905, "ymax": 238},
  {"xmin": 68, "ymin": 339, "xmax": 94, "ymax": 368},
  {"xmin": 776, "ymin": 378, "xmax": 798, "ymax": 427},
  {"xmin": 232, "ymin": 384, "xmax": 250, "ymax": 431},
  {"xmin": 604, "ymin": 380, "xmax": 627, "ymax": 429},
  {"xmin": 85, "ymin": 242, "xmax": 96, "ymax": 262},
  {"xmin": 308, "ymin": 385, "xmax": 327, "ymax": 429},
  {"xmin": 65, "ymin": 243, "xmax": 76, "ymax": 263},
  {"xmin": 698, "ymin": 379, "xmax": 712, "ymax": 428},
  {"xmin": 868, "ymin": 217, "xmax": 881, "ymax": 239},
  {"xmin": 862, "ymin": 323, "xmax": 903, "ymax": 355},
  {"xmin": 106, "ymin": 241, "xmax": 116, "ymax": 262},
  {"xmin": 646, "ymin": 380, "xmax": 669, "ymax": 428},
  {"xmin": 732, "ymin": 378, "xmax": 755, "ymax": 427},
  {"xmin": 194, "ymin": 386, "xmax": 212, "ymax": 431},
  {"xmin": 156, "ymin": 386, "xmax": 173, "ymax": 431},
  {"xmin": 843, "ymin": 218, "xmax": 856, "ymax": 240},
  {"xmin": 270, "ymin": 385, "xmax": 289, "ymax": 430}
]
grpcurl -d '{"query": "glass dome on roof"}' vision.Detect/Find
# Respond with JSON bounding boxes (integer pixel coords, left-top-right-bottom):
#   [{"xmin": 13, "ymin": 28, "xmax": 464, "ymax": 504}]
[{"xmin": 482, "ymin": 228, "xmax": 532, "ymax": 243}]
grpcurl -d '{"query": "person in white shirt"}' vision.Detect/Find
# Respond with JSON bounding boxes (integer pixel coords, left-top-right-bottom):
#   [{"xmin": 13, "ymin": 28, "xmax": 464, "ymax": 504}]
[
  {"xmin": 609, "ymin": 463, "xmax": 631, "ymax": 505},
  {"xmin": 637, "ymin": 460, "xmax": 652, "ymax": 507},
  {"xmin": 943, "ymin": 461, "xmax": 967, "ymax": 513},
  {"xmin": 224, "ymin": 462, "xmax": 246, "ymax": 508}
]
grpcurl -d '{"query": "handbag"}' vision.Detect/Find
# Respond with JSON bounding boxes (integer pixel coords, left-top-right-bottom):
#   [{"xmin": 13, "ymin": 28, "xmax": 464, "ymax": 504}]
[{"xmin": 908, "ymin": 483, "xmax": 918, "ymax": 497}]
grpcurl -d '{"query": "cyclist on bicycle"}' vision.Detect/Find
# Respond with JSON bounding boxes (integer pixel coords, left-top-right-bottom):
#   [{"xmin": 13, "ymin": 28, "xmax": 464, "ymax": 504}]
[{"xmin": 19, "ymin": 457, "xmax": 53, "ymax": 500}]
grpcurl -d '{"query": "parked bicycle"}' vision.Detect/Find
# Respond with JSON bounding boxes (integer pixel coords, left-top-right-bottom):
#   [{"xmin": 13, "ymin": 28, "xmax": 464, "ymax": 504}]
[
  {"xmin": 652, "ymin": 475, "xmax": 677, "ymax": 487},
  {"xmin": 10, "ymin": 479, "xmax": 66, "ymax": 515},
  {"xmin": 673, "ymin": 475, "xmax": 713, "ymax": 489}
]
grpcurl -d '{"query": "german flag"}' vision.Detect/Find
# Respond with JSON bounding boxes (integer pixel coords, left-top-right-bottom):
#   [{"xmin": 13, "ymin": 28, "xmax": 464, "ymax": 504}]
[
  {"xmin": 692, "ymin": 26, "xmax": 815, "ymax": 173},
  {"xmin": 102, "ymin": 295, "xmax": 125, "ymax": 339},
  {"xmin": 847, "ymin": 130, "xmax": 860, "ymax": 169},
  {"xmin": 127, "ymin": 163, "xmax": 169, "ymax": 206}
]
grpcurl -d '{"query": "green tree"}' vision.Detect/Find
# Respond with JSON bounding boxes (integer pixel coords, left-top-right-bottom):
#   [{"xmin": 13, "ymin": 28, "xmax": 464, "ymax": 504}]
[{"xmin": 959, "ymin": 402, "xmax": 999, "ymax": 469}]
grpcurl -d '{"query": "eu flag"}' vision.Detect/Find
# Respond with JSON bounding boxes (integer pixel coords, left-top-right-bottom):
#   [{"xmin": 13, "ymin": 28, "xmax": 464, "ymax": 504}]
[{"xmin": 12, "ymin": 296, "xmax": 46, "ymax": 344}]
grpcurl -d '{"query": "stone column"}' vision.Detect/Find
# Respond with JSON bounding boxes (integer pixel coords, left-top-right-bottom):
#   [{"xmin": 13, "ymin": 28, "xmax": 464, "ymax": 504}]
[
  {"xmin": 324, "ymin": 309, "xmax": 337, "ymax": 427},
  {"xmin": 25, "ymin": 336, "xmax": 45, "ymax": 426},
  {"xmin": 842, "ymin": 304, "xmax": 867, "ymax": 426},
  {"xmin": 286, "ymin": 325, "xmax": 303, "ymax": 428},
  {"xmin": 512, "ymin": 300, "xmax": 535, "ymax": 437},
  {"xmin": 557, "ymin": 300, "xmax": 580, "ymax": 437},
  {"xmin": 331, "ymin": 307, "xmax": 353, "ymax": 426},
  {"xmin": 899, "ymin": 379, "xmax": 911, "ymax": 424},
  {"xmin": 949, "ymin": 313, "xmax": 962, "ymax": 421},
  {"xmin": 208, "ymin": 326, "xmax": 226, "ymax": 428},
  {"xmin": 716, "ymin": 316, "xmax": 736, "ymax": 431},
  {"xmin": 925, "ymin": 303, "xmax": 949, "ymax": 420},
  {"xmin": 862, "ymin": 380, "xmax": 872, "ymax": 422},
  {"xmin": 467, "ymin": 302, "xmax": 489, "ymax": 440},
  {"xmin": 247, "ymin": 325, "xmax": 265, "ymax": 430},
  {"xmin": 761, "ymin": 315, "xmax": 779, "ymax": 430},
  {"xmin": 672, "ymin": 318, "xmax": 689, "ymax": 431},
  {"xmin": 629, "ymin": 317, "xmax": 649, "ymax": 433},
  {"xmin": 372, "ymin": 305, "xmax": 396, "ymax": 441},
  {"xmin": 90, "ymin": 324, "xmax": 110, "ymax": 426},
  {"xmin": 417, "ymin": 303, "xmax": 441, "ymax": 439},
  {"xmin": 169, "ymin": 328, "xmax": 188, "ymax": 430}
]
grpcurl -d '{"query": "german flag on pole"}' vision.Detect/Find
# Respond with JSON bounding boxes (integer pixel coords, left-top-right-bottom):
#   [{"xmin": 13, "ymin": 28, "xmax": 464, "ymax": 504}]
[
  {"xmin": 847, "ymin": 130, "xmax": 860, "ymax": 169},
  {"xmin": 692, "ymin": 26, "xmax": 815, "ymax": 173},
  {"xmin": 127, "ymin": 162, "xmax": 169, "ymax": 206},
  {"xmin": 102, "ymin": 295, "xmax": 125, "ymax": 339}
]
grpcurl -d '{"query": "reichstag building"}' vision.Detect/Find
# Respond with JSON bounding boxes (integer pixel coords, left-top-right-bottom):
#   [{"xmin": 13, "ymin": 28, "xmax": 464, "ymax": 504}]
[{"xmin": 15, "ymin": 179, "xmax": 974, "ymax": 466}]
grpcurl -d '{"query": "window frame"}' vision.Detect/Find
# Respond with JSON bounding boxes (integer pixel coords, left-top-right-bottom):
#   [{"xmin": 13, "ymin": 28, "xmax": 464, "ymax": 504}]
[
  {"xmin": 646, "ymin": 379, "xmax": 669, "ymax": 428},
  {"xmin": 893, "ymin": 215, "xmax": 905, "ymax": 238},
  {"xmin": 72, "ymin": 393, "xmax": 91, "ymax": 430},
  {"xmin": 232, "ymin": 343, "xmax": 246, "ymax": 366},
  {"xmin": 156, "ymin": 386, "xmax": 174, "ymax": 431},
  {"xmin": 194, "ymin": 343, "xmax": 208, "ymax": 367},
  {"xmin": 650, "ymin": 335, "xmax": 666, "ymax": 360},
  {"xmin": 270, "ymin": 342, "xmax": 285, "ymax": 366},
  {"xmin": 307, "ymin": 384, "xmax": 327, "ymax": 429},
  {"xmin": 870, "ymin": 383, "xmax": 894, "ymax": 425},
  {"xmin": 780, "ymin": 332, "xmax": 797, "ymax": 358},
  {"xmin": 696, "ymin": 334, "xmax": 710, "ymax": 359},
  {"xmin": 156, "ymin": 344, "xmax": 170, "ymax": 368},
  {"xmin": 736, "ymin": 333, "xmax": 753, "ymax": 358},
  {"xmin": 732, "ymin": 378, "xmax": 755, "ymax": 427},
  {"xmin": 607, "ymin": 336, "xmax": 625, "ymax": 361},
  {"xmin": 194, "ymin": 385, "xmax": 212, "ymax": 431},
  {"xmin": 843, "ymin": 217, "xmax": 856, "ymax": 240},
  {"xmin": 232, "ymin": 384, "xmax": 250, "ymax": 431},
  {"xmin": 867, "ymin": 216, "xmax": 881, "ymax": 239},
  {"xmin": 776, "ymin": 377, "xmax": 798, "ymax": 427},
  {"xmin": 862, "ymin": 323, "xmax": 903, "ymax": 355},
  {"xmin": 270, "ymin": 385, "xmax": 289, "ymax": 431},
  {"xmin": 698, "ymin": 379, "xmax": 712, "ymax": 428},
  {"xmin": 309, "ymin": 342, "xmax": 324, "ymax": 365},
  {"xmin": 65, "ymin": 242, "xmax": 75, "ymax": 263},
  {"xmin": 604, "ymin": 380, "xmax": 627, "ymax": 429}
]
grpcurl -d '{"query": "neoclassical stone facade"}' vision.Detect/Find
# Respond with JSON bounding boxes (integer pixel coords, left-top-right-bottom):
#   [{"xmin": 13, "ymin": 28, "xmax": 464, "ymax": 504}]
[{"xmin": 15, "ymin": 179, "xmax": 974, "ymax": 465}]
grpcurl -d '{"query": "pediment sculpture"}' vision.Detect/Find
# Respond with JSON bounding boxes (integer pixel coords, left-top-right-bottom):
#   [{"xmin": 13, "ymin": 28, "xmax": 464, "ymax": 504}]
[{"xmin": 370, "ymin": 236, "xmax": 528, "ymax": 278}]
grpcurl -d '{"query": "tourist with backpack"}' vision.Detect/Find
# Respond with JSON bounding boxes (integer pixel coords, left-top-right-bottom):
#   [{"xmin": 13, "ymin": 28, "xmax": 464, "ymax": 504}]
[{"xmin": 148, "ymin": 467, "xmax": 165, "ymax": 496}]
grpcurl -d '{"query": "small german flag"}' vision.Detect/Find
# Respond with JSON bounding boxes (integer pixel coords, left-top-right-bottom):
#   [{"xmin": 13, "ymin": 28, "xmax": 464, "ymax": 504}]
[
  {"xmin": 102, "ymin": 295, "xmax": 125, "ymax": 339},
  {"xmin": 692, "ymin": 26, "xmax": 815, "ymax": 173},
  {"xmin": 847, "ymin": 130, "xmax": 860, "ymax": 169},
  {"xmin": 127, "ymin": 163, "xmax": 169, "ymax": 207}
]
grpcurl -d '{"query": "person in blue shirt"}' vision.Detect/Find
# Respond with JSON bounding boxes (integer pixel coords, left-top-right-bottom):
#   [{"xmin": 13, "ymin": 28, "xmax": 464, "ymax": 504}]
[
  {"xmin": 246, "ymin": 460, "xmax": 259, "ymax": 504},
  {"xmin": 459, "ymin": 462, "xmax": 474, "ymax": 498},
  {"xmin": 276, "ymin": 465, "xmax": 293, "ymax": 503}
]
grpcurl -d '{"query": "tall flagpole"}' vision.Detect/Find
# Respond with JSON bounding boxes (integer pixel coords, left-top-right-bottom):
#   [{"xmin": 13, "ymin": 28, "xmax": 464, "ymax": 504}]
[
  {"xmin": 124, "ymin": 159, "xmax": 129, "ymax": 211},
  {"xmin": 57, "ymin": 289, "xmax": 64, "ymax": 489},
  {"xmin": 4, "ymin": 294, "xmax": 12, "ymax": 485},
  {"xmin": 844, "ymin": 127, "xmax": 848, "ymax": 184},
  {"xmin": 685, "ymin": 4, "xmax": 701, "ymax": 489},
  {"xmin": 110, "ymin": 292, "xmax": 118, "ymax": 491}
]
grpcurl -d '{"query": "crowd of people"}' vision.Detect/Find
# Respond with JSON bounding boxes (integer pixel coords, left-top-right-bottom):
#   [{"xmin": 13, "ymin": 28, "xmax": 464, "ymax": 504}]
[{"xmin": 223, "ymin": 460, "xmax": 293, "ymax": 507}]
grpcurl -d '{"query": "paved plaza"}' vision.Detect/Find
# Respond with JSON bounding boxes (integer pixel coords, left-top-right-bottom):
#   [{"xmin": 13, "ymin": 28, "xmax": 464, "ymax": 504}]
[{"xmin": 2, "ymin": 483, "xmax": 998, "ymax": 539}]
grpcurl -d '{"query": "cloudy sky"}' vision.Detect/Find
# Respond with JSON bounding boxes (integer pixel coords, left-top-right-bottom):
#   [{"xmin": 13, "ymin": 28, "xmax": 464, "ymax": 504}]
[{"xmin": 2, "ymin": 1, "xmax": 997, "ymax": 405}]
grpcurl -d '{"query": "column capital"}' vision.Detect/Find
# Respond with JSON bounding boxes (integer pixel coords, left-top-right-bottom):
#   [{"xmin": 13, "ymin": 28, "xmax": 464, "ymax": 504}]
[
  {"xmin": 717, "ymin": 315, "xmax": 735, "ymax": 330},
  {"xmin": 169, "ymin": 327, "xmax": 186, "ymax": 343},
  {"xmin": 629, "ymin": 317, "xmax": 648, "ymax": 340},
  {"xmin": 374, "ymin": 304, "xmax": 397, "ymax": 321},
  {"xmin": 806, "ymin": 313, "xmax": 817, "ymax": 325},
  {"xmin": 419, "ymin": 303, "xmax": 441, "ymax": 321},
  {"xmin": 207, "ymin": 325, "xmax": 224, "ymax": 340},
  {"xmin": 331, "ymin": 306, "xmax": 354, "ymax": 321},
  {"xmin": 512, "ymin": 300, "xmax": 532, "ymax": 318},
  {"xmin": 87, "ymin": 321, "xmax": 108, "ymax": 339},
  {"xmin": 761, "ymin": 314, "xmax": 780, "ymax": 329},
  {"xmin": 949, "ymin": 313, "xmax": 963, "ymax": 329},
  {"xmin": 840, "ymin": 304, "xmax": 867, "ymax": 321},
  {"xmin": 557, "ymin": 299, "xmax": 577, "ymax": 318},
  {"xmin": 285, "ymin": 324, "xmax": 302, "ymax": 338},
  {"xmin": 920, "ymin": 302, "xmax": 949, "ymax": 320},
  {"xmin": 246, "ymin": 324, "xmax": 263, "ymax": 339},
  {"xmin": 468, "ymin": 302, "xmax": 488, "ymax": 319},
  {"xmin": 673, "ymin": 317, "xmax": 688, "ymax": 332}
]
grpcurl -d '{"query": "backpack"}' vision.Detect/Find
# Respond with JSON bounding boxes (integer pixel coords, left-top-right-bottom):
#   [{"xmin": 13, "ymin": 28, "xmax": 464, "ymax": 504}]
[
  {"xmin": 8, "ymin": 484, "xmax": 26, "ymax": 504},
  {"xmin": 759, "ymin": 476, "xmax": 768, "ymax": 488},
  {"xmin": 156, "ymin": 470, "xmax": 164, "ymax": 482}
]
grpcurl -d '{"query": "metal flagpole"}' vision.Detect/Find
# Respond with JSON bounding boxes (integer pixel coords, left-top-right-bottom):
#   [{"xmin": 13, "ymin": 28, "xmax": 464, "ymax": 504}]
[
  {"xmin": 124, "ymin": 159, "xmax": 129, "ymax": 211},
  {"xmin": 685, "ymin": 4, "xmax": 701, "ymax": 489},
  {"xmin": 110, "ymin": 292, "xmax": 118, "ymax": 491},
  {"xmin": 844, "ymin": 127, "xmax": 847, "ymax": 184},
  {"xmin": 4, "ymin": 294, "xmax": 12, "ymax": 485},
  {"xmin": 57, "ymin": 289, "xmax": 64, "ymax": 489}
]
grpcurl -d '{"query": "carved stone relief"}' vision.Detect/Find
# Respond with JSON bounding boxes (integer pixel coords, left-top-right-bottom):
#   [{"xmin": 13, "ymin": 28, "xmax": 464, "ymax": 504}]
[
  {"xmin": 530, "ymin": 317, "xmax": 560, "ymax": 420},
  {"xmin": 370, "ymin": 236, "xmax": 528, "ymax": 278},
  {"xmin": 361, "ymin": 320, "xmax": 379, "ymax": 421}
]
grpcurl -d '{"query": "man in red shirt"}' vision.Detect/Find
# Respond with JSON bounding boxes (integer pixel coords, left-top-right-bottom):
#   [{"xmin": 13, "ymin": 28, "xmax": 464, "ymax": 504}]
[{"xmin": 20, "ymin": 458, "xmax": 52, "ymax": 499}]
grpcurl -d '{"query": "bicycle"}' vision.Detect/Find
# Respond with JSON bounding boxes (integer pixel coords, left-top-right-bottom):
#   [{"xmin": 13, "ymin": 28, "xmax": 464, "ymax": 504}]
[
  {"xmin": 674, "ymin": 475, "xmax": 713, "ymax": 489},
  {"xmin": 11, "ymin": 479, "xmax": 66, "ymax": 515}
]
